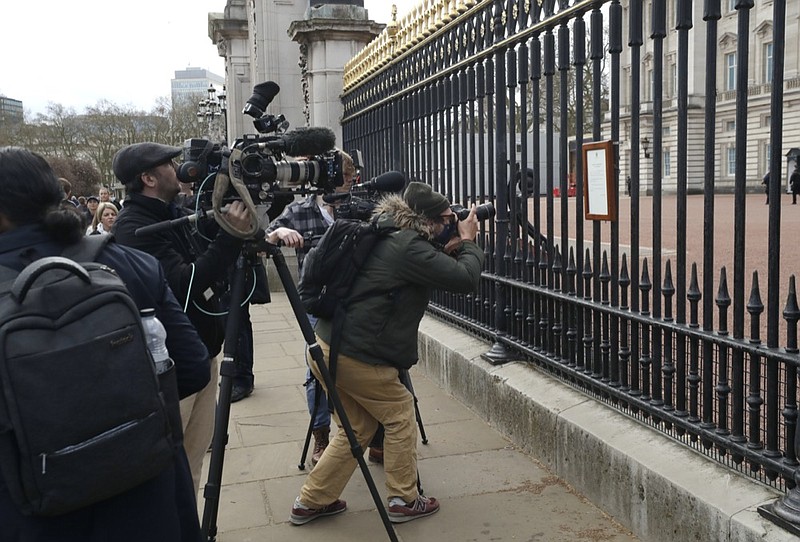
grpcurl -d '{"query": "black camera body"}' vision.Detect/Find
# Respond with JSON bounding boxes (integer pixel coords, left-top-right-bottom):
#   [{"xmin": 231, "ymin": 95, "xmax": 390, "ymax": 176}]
[
  {"xmin": 176, "ymin": 82, "xmax": 343, "ymax": 207},
  {"xmin": 336, "ymin": 195, "xmax": 378, "ymax": 221}
]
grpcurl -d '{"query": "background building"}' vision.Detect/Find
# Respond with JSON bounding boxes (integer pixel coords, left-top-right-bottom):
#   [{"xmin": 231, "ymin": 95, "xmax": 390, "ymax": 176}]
[
  {"xmin": 171, "ymin": 66, "xmax": 225, "ymax": 106},
  {"xmin": 208, "ymin": 0, "xmax": 381, "ymax": 144},
  {"xmin": 0, "ymin": 95, "xmax": 24, "ymax": 126},
  {"xmin": 618, "ymin": 0, "xmax": 800, "ymax": 194}
]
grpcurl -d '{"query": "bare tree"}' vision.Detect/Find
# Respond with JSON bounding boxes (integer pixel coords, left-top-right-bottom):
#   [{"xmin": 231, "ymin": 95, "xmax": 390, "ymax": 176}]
[
  {"xmin": 3, "ymin": 96, "xmax": 214, "ymax": 187},
  {"xmin": 48, "ymin": 156, "xmax": 103, "ymax": 197}
]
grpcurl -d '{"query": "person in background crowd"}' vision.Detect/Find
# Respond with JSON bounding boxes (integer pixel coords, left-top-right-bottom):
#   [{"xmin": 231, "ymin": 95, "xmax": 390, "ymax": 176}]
[
  {"xmin": 86, "ymin": 202, "xmax": 118, "ymax": 235},
  {"xmin": 790, "ymin": 165, "xmax": 800, "ymax": 205},
  {"xmin": 58, "ymin": 178, "xmax": 78, "ymax": 207},
  {"xmin": 84, "ymin": 196, "xmax": 99, "ymax": 224},
  {"xmin": 99, "ymin": 186, "xmax": 122, "ymax": 211}
]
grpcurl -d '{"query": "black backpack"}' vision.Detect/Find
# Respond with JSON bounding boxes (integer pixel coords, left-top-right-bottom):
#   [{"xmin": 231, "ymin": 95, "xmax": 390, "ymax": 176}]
[
  {"xmin": 0, "ymin": 236, "xmax": 175, "ymax": 516},
  {"xmin": 298, "ymin": 218, "xmax": 395, "ymax": 382},
  {"xmin": 299, "ymin": 218, "xmax": 394, "ymax": 319}
]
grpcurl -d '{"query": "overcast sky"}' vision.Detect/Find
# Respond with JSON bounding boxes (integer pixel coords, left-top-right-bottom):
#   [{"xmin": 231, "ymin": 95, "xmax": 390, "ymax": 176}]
[{"xmin": 1, "ymin": 1, "xmax": 413, "ymax": 117}]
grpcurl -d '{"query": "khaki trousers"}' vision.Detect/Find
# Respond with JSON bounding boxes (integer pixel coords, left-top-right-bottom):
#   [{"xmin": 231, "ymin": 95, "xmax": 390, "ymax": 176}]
[
  {"xmin": 299, "ymin": 338, "xmax": 418, "ymax": 508},
  {"xmin": 179, "ymin": 355, "xmax": 218, "ymax": 494}
]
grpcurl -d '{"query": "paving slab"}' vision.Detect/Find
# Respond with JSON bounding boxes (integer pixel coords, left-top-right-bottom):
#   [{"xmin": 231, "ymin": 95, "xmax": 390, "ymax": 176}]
[{"xmin": 197, "ymin": 292, "xmax": 639, "ymax": 542}]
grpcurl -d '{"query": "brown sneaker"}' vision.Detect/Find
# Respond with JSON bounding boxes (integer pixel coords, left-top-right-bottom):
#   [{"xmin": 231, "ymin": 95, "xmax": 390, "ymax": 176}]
[
  {"xmin": 387, "ymin": 495, "xmax": 440, "ymax": 523},
  {"xmin": 311, "ymin": 427, "xmax": 330, "ymax": 466},
  {"xmin": 368, "ymin": 446, "xmax": 383, "ymax": 464},
  {"xmin": 290, "ymin": 497, "xmax": 346, "ymax": 525}
]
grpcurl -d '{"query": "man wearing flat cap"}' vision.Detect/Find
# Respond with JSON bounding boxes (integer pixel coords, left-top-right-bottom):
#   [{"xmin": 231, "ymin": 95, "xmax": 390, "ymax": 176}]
[
  {"xmin": 112, "ymin": 142, "xmax": 253, "ymax": 494},
  {"xmin": 291, "ymin": 181, "xmax": 484, "ymax": 526}
]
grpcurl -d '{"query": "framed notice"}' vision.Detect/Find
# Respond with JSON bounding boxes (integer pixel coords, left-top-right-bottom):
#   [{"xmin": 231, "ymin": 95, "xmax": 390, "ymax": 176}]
[{"xmin": 582, "ymin": 140, "xmax": 617, "ymax": 221}]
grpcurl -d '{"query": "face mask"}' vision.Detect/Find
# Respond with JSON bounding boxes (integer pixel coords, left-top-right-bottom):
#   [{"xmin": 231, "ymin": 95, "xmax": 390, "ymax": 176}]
[{"xmin": 433, "ymin": 221, "xmax": 458, "ymax": 246}]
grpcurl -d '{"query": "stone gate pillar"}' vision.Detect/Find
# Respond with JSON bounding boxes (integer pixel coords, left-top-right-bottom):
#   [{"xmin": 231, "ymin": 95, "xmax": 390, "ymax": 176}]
[
  {"xmin": 209, "ymin": 1, "xmax": 249, "ymax": 143},
  {"xmin": 288, "ymin": 2, "xmax": 383, "ymax": 145}
]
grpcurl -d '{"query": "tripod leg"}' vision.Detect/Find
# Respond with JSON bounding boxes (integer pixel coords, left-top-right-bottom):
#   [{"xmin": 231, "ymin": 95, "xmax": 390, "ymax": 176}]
[
  {"xmin": 266, "ymin": 245, "xmax": 398, "ymax": 542},
  {"xmin": 298, "ymin": 373, "xmax": 322, "ymax": 470},
  {"xmin": 399, "ymin": 370, "xmax": 428, "ymax": 444},
  {"xmin": 201, "ymin": 255, "xmax": 248, "ymax": 542},
  {"xmin": 398, "ymin": 370, "xmax": 425, "ymax": 495}
]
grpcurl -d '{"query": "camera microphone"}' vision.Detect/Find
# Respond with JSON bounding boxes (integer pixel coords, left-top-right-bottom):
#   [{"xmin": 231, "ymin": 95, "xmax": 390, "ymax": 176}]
[
  {"xmin": 352, "ymin": 170, "xmax": 406, "ymax": 193},
  {"xmin": 276, "ymin": 127, "xmax": 337, "ymax": 157}
]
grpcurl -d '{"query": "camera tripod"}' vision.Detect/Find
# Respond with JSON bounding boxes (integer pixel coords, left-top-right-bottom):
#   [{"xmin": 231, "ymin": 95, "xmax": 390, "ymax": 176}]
[{"xmin": 201, "ymin": 237, "xmax": 400, "ymax": 542}]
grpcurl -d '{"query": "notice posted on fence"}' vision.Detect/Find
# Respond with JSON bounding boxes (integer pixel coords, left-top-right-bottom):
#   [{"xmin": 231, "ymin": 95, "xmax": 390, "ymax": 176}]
[{"xmin": 582, "ymin": 140, "xmax": 617, "ymax": 222}]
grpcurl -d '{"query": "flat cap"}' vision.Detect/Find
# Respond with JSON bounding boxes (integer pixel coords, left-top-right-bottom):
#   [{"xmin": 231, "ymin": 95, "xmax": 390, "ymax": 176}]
[
  {"xmin": 113, "ymin": 142, "xmax": 182, "ymax": 184},
  {"xmin": 403, "ymin": 182, "xmax": 450, "ymax": 218}
]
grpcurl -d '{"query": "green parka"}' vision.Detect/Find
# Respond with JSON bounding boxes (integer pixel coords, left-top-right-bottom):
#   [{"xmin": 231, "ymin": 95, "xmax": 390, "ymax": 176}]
[{"xmin": 315, "ymin": 194, "xmax": 485, "ymax": 369}]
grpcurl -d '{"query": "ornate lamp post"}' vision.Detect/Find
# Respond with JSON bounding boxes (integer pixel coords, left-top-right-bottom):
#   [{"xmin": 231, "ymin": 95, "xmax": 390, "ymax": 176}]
[{"xmin": 197, "ymin": 84, "xmax": 227, "ymax": 143}]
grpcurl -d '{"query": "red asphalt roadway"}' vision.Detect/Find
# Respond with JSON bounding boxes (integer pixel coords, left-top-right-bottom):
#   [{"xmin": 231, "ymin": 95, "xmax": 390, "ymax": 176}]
[{"xmin": 524, "ymin": 192, "xmax": 800, "ymax": 346}]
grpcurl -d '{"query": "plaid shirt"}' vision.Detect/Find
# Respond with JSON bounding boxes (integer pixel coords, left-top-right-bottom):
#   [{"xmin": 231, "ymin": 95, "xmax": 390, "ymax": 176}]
[{"xmin": 264, "ymin": 195, "xmax": 332, "ymax": 271}]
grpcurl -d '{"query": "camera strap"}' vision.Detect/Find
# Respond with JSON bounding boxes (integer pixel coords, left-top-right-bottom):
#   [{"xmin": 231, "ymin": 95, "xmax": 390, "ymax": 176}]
[{"xmin": 211, "ymin": 148, "xmax": 260, "ymax": 239}]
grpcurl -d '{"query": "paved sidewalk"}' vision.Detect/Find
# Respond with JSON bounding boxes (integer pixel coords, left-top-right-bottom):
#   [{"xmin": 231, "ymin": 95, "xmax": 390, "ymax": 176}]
[{"xmin": 199, "ymin": 292, "xmax": 639, "ymax": 542}]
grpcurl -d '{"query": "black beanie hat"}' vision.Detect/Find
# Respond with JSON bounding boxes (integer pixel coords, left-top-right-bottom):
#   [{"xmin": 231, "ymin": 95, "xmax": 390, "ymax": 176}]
[{"xmin": 403, "ymin": 182, "xmax": 450, "ymax": 218}]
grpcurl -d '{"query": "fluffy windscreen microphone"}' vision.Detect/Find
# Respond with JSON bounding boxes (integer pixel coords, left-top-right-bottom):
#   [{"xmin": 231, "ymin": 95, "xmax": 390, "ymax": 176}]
[
  {"xmin": 278, "ymin": 127, "xmax": 337, "ymax": 157},
  {"xmin": 352, "ymin": 170, "xmax": 406, "ymax": 193}
]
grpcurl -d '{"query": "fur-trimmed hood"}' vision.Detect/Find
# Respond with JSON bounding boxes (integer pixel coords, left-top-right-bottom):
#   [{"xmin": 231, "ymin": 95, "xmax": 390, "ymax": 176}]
[{"xmin": 373, "ymin": 194, "xmax": 436, "ymax": 241}]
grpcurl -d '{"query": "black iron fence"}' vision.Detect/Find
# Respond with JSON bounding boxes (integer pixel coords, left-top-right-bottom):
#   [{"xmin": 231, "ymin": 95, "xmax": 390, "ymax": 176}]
[{"xmin": 341, "ymin": 0, "xmax": 800, "ymax": 533}]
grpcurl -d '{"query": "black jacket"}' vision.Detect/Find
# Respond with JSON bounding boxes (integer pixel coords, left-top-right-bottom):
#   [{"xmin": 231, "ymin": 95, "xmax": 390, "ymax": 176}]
[
  {"xmin": 113, "ymin": 192, "xmax": 244, "ymax": 357},
  {"xmin": 0, "ymin": 224, "xmax": 207, "ymax": 542}
]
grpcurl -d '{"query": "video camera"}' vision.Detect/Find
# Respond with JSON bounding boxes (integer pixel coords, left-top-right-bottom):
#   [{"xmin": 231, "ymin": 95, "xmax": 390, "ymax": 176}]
[
  {"xmin": 322, "ymin": 170, "xmax": 407, "ymax": 221},
  {"xmin": 176, "ymin": 82, "xmax": 345, "ymax": 208}
]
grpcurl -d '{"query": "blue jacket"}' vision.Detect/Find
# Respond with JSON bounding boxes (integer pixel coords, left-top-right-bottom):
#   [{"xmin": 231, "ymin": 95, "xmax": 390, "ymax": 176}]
[{"xmin": 0, "ymin": 224, "xmax": 207, "ymax": 542}]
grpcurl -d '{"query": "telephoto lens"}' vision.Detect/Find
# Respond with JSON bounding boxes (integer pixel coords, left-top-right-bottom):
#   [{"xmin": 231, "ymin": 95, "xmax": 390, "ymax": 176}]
[{"xmin": 451, "ymin": 202, "xmax": 495, "ymax": 222}]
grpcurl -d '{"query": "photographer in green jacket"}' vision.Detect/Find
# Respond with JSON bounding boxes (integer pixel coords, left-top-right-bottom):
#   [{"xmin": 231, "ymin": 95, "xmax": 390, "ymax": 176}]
[{"xmin": 290, "ymin": 182, "xmax": 484, "ymax": 526}]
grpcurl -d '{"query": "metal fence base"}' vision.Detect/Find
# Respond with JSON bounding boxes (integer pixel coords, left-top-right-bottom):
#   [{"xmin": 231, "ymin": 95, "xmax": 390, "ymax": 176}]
[
  {"xmin": 482, "ymin": 341, "xmax": 513, "ymax": 365},
  {"xmin": 758, "ymin": 501, "xmax": 800, "ymax": 538}
]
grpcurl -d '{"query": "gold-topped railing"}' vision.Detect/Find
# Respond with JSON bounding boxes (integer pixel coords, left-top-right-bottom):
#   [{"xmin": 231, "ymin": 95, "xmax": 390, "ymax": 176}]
[{"xmin": 343, "ymin": 0, "xmax": 483, "ymax": 93}]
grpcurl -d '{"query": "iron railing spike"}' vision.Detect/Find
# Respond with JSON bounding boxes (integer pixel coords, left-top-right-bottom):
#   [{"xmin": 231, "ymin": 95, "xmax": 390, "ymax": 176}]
[
  {"xmin": 687, "ymin": 262, "xmax": 701, "ymax": 302},
  {"xmin": 717, "ymin": 267, "xmax": 731, "ymax": 308},
  {"xmin": 600, "ymin": 251, "xmax": 610, "ymax": 281},
  {"xmin": 784, "ymin": 275, "xmax": 800, "ymax": 322},
  {"xmin": 640, "ymin": 258, "xmax": 651, "ymax": 290},
  {"xmin": 620, "ymin": 253, "xmax": 630, "ymax": 286},
  {"xmin": 747, "ymin": 271, "xmax": 764, "ymax": 315},
  {"xmin": 663, "ymin": 260, "xmax": 675, "ymax": 296}
]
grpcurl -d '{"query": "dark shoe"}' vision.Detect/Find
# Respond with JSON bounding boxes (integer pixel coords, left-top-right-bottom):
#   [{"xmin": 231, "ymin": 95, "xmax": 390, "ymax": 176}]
[
  {"xmin": 368, "ymin": 446, "xmax": 384, "ymax": 464},
  {"xmin": 311, "ymin": 427, "xmax": 330, "ymax": 466},
  {"xmin": 290, "ymin": 497, "xmax": 346, "ymax": 525},
  {"xmin": 231, "ymin": 385, "xmax": 253, "ymax": 403},
  {"xmin": 387, "ymin": 495, "xmax": 440, "ymax": 523}
]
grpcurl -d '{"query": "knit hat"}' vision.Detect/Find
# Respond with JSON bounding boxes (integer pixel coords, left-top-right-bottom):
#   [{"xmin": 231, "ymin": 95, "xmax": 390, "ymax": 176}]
[{"xmin": 403, "ymin": 182, "xmax": 450, "ymax": 218}]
